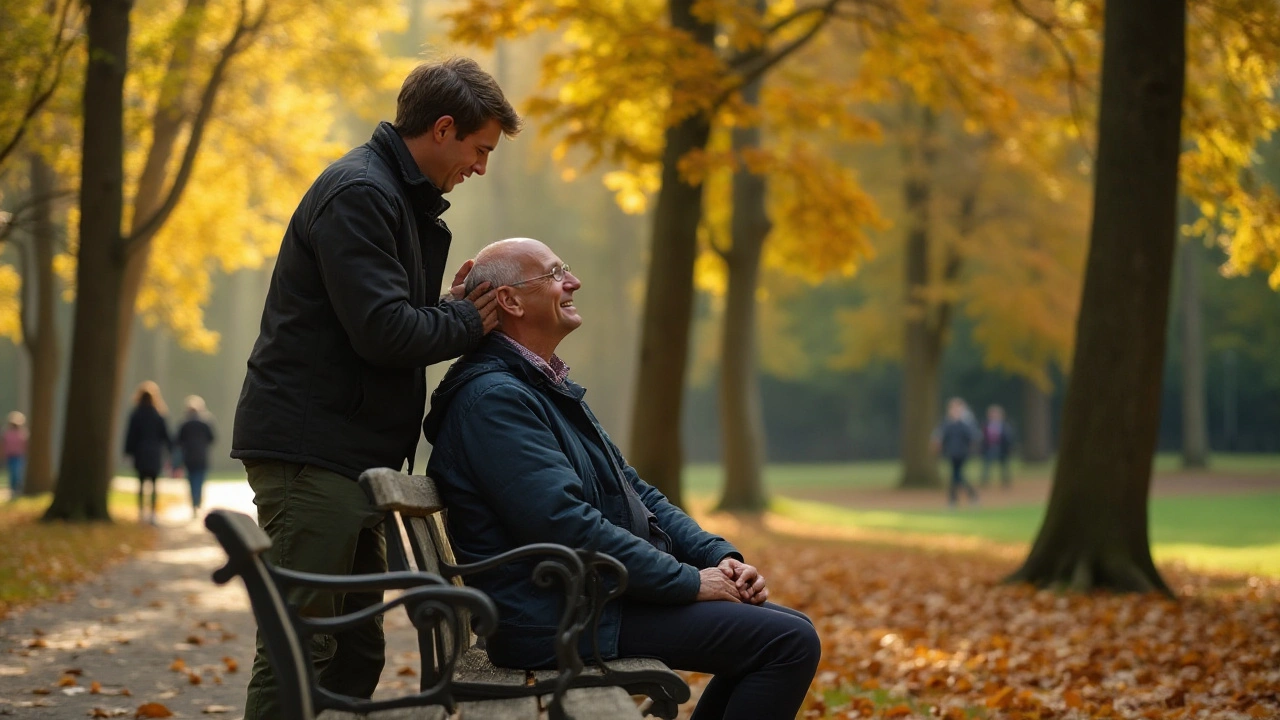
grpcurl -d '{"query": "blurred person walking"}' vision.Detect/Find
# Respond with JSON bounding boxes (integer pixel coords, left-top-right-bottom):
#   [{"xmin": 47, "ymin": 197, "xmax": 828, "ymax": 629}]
[
  {"xmin": 4, "ymin": 411, "xmax": 28, "ymax": 499},
  {"xmin": 123, "ymin": 381, "xmax": 171, "ymax": 524},
  {"xmin": 176, "ymin": 395, "xmax": 216, "ymax": 518},
  {"xmin": 933, "ymin": 397, "xmax": 980, "ymax": 508},
  {"xmin": 980, "ymin": 404, "xmax": 1016, "ymax": 488}
]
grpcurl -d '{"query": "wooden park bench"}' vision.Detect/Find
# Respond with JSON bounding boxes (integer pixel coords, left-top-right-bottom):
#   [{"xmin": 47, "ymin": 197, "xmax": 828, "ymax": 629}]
[
  {"xmin": 208, "ymin": 508, "xmax": 667, "ymax": 719},
  {"xmin": 360, "ymin": 467, "xmax": 691, "ymax": 720}
]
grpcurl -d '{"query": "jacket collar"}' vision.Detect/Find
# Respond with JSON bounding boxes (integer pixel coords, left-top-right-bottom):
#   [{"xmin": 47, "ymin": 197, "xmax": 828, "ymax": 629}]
[{"xmin": 369, "ymin": 121, "xmax": 450, "ymax": 219}]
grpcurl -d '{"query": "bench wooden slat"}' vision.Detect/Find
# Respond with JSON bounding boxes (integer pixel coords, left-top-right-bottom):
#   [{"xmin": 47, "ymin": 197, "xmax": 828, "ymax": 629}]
[
  {"xmin": 455, "ymin": 646, "xmax": 540, "ymax": 719},
  {"xmin": 555, "ymin": 687, "xmax": 644, "ymax": 718},
  {"xmin": 364, "ymin": 468, "xmax": 445, "ymax": 515},
  {"xmin": 319, "ymin": 706, "xmax": 447, "ymax": 720}
]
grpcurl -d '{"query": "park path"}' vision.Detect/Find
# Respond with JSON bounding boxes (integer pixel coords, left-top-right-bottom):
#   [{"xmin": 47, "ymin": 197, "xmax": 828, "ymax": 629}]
[{"xmin": 0, "ymin": 478, "xmax": 423, "ymax": 719}]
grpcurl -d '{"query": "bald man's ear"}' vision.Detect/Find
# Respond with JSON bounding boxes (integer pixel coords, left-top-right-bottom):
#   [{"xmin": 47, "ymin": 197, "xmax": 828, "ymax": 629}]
[{"xmin": 496, "ymin": 287, "xmax": 523, "ymax": 317}]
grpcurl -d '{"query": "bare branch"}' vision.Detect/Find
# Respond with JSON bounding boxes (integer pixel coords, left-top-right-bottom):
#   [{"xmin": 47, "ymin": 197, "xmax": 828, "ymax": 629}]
[
  {"xmin": 716, "ymin": 0, "xmax": 841, "ymax": 108},
  {"xmin": 0, "ymin": 0, "xmax": 83, "ymax": 168},
  {"xmin": 1008, "ymin": 0, "xmax": 1095, "ymax": 161},
  {"xmin": 123, "ymin": 0, "xmax": 268, "ymax": 255}
]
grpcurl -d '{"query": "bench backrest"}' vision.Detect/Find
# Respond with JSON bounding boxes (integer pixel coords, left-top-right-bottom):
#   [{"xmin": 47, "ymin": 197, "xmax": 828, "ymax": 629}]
[
  {"xmin": 205, "ymin": 510, "xmax": 317, "ymax": 720},
  {"xmin": 361, "ymin": 467, "xmax": 471, "ymax": 678}
]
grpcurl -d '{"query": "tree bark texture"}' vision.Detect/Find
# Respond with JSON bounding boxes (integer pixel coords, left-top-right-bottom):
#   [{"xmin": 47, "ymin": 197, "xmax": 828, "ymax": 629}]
[
  {"xmin": 898, "ymin": 104, "xmax": 943, "ymax": 489},
  {"xmin": 626, "ymin": 0, "xmax": 715, "ymax": 509},
  {"xmin": 1021, "ymin": 377, "xmax": 1053, "ymax": 463},
  {"xmin": 716, "ymin": 71, "xmax": 769, "ymax": 513},
  {"xmin": 1009, "ymin": 0, "xmax": 1185, "ymax": 593},
  {"xmin": 45, "ymin": 0, "xmax": 133, "ymax": 522},
  {"xmin": 23, "ymin": 153, "xmax": 60, "ymax": 495},
  {"xmin": 1179, "ymin": 238, "xmax": 1208, "ymax": 467}
]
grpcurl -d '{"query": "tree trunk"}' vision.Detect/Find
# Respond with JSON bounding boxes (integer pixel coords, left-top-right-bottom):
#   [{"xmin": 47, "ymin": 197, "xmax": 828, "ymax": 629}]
[
  {"xmin": 45, "ymin": 0, "xmax": 133, "ymax": 522},
  {"xmin": 626, "ymin": 0, "xmax": 715, "ymax": 508},
  {"xmin": 1008, "ymin": 0, "xmax": 1185, "ymax": 593},
  {"xmin": 716, "ymin": 72, "xmax": 769, "ymax": 513},
  {"xmin": 1021, "ymin": 376, "xmax": 1052, "ymax": 463},
  {"xmin": 1179, "ymin": 237, "xmax": 1208, "ymax": 468},
  {"xmin": 898, "ymin": 104, "xmax": 942, "ymax": 489},
  {"xmin": 23, "ymin": 153, "xmax": 60, "ymax": 495}
]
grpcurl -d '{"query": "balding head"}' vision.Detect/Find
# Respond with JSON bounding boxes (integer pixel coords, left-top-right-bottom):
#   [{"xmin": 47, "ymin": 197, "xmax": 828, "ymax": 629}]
[
  {"xmin": 466, "ymin": 237, "xmax": 581, "ymax": 359},
  {"xmin": 464, "ymin": 238, "xmax": 543, "ymax": 295}
]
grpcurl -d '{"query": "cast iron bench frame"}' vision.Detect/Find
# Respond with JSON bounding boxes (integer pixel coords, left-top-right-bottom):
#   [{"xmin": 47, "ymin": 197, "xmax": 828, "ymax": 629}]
[{"xmin": 360, "ymin": 467, "xmax": 691, "ymax": 720}]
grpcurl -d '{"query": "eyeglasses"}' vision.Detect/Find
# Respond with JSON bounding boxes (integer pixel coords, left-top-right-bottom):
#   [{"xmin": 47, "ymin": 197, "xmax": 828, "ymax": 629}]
[{"xmin": 510, "ymin": 263, "xmax": 571, "ymax": 287}]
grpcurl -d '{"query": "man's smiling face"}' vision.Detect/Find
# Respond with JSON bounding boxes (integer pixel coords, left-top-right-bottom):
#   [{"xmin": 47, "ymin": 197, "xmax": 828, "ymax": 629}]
[{"xmin": 422, "ymin": 117, "xmax": 502, "ymax": 193}]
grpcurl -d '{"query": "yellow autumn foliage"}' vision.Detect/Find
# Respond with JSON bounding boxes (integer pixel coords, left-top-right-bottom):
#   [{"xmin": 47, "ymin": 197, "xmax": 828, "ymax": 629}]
[{"xmin": 8, "ymin": 0, "xmax": 406, "ymax": 351}]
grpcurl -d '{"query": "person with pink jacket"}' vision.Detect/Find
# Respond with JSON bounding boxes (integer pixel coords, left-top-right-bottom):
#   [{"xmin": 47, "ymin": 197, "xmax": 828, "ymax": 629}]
[{"xmin": 4, "ymin": 411, "xmax": 28, "ymax": 499}]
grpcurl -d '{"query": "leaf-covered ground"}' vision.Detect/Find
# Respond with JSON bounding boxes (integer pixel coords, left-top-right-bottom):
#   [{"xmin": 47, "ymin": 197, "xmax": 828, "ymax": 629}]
[
  {"xmin": 0, "ymin": 499, "xmax": 157, "ymax": 620},
  {"xmin": 687, "ymin": 512, "xmax": 1280, "ymax": 720}
]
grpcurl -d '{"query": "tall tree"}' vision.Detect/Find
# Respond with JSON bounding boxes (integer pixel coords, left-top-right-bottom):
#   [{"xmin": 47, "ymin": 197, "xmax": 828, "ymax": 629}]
[
  {"xmin": 1009, "ymin": 0, "xmax": 1185, "ymax": 593},
  {"xmin": 1179, "ymin": 234, "xmax": 1208, "ymax": 467},
  {"xmin": 46, "ymin": 0, "xmax": 132, "ymax": 521},
  {"xmin": 20, "ymin": 153, "xmax": 61, "ymax": 495}
]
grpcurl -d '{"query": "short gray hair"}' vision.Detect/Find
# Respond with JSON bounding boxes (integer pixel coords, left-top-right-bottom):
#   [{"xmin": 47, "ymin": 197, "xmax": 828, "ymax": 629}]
[{"xmin": 464, "ymin": 254, "xmax": 524, "ymax": 295}]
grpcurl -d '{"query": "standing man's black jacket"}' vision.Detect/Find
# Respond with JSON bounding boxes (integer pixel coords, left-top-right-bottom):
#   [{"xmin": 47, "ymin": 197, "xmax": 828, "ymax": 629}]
[{"xmin": 232, "ymin": 122, "xmax": 483, "ymax": 479}]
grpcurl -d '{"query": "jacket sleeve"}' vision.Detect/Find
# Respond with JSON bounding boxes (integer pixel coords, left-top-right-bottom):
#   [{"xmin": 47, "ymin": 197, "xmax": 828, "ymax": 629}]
[
  {"xmin": 451, "ymin": 382, "xmax": 702, "ymax": 604},
  {"xmin": 310, "ymin": 183, "xmax": 484, "ymax": 368}
]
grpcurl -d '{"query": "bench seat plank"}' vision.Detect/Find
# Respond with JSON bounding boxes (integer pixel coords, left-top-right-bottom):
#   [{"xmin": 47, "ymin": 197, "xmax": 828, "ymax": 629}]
[
  {"xmin": 455, "ymin": 646, "xmax": 540, "ymax": 719},
  {"xmin": 319, "ymin": 707, "xmax": 447, "ymax": 720},
  {"xmin": 555, "ymin": 687, "xmax": 644, "ymax": 718}
]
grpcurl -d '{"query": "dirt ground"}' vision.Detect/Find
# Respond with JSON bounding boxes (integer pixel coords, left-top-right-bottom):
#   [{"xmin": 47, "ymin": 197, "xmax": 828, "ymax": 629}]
[{"xmin": 781, "ymin": 469, "xmax": 1280, "ymax": 511}]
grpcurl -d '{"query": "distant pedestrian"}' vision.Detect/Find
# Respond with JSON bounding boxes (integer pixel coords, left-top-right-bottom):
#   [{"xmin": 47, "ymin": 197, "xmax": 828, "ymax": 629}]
[
  {"xmin": 4, "ymin": 411, "xmax": 28, "ymax": 499},
  {"xmin": 980, "ymin": 404, "xmax": 1016, "ymax": 488},
  {"xmin": 124, "ymin": 381, "xmax": 171, "ymax": 524},
  {"xmin": 932, "ymin": 397, "xmax": 980, "ymax": 507},
  {"xmin": 176, "ymin": 396, "xmax": 216, "ymax": 519}
]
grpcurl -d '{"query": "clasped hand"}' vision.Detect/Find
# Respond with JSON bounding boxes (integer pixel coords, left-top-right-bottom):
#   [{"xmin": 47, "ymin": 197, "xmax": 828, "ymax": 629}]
[{"xmin": 696, "ymin": 558, "xmax": 768, "ymax": 604}]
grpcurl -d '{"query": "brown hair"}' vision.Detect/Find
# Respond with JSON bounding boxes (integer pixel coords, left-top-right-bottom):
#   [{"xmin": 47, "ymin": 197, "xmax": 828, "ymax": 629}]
[{"xmin": 394, "ymin": 57, "xmax": 522, "ymax": 140}]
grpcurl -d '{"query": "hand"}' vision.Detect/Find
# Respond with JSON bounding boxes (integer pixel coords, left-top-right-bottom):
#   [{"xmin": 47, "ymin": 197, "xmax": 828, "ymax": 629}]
[
  {"xmin": 466, "ymin": 282, "xmax": 498, "ymax": 333},
  {"xmin": 696, "ymin": 567, "xmax": 742, "ymax": 603},
  {"xmin": 449, "ymin": 259, "xmax": 475, "ymax": 300},
  {"xmin": 718, "ymin": 558, "xmax": 769, "ymax": 605}
]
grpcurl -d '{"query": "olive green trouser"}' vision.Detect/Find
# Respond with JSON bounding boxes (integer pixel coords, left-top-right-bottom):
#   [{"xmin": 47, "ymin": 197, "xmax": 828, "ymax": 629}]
[{"xmin": 242, "ymin": 460, "xmax": 387, "ymax": 720}]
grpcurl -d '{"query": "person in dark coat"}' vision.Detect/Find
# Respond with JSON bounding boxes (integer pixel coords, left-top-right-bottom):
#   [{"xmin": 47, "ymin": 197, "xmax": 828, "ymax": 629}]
[
  {"xmin": 123, "ymin": 381, "xmax": 171, "ymax": 524},
  {"xmin": 424, "ymin": 239, "xmax": 821, "ymax": 720},
  {"xmin": 230, "ymin": 58, "xmax": 521, "ymax": 720},
  {"xmin": 980, "ymin": 404, "xmax": 1016, "ymax": 488},
  {"xmin": 932, "ymin": 397, "xmax": 980, "ymax": 507},
  {"xmin": 175, "ymin": 395, "xmax": 216, "ymax": 518}
]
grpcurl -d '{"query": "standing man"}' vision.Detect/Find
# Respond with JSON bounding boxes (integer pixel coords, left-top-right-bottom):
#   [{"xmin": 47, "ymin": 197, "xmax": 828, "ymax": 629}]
[{"xmin": 231, "ymin": 57, "xmax": 521, "ymax": 719}]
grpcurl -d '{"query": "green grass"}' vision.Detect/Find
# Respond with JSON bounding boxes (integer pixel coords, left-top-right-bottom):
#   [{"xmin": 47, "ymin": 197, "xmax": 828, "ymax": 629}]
[
  {"xmin": 685, "ymin": 452, "xmax": 1280, "ymax": 495},
  {"xmin": 765, "ymin": 492, "xmax": 1280, "ymax": 576}
]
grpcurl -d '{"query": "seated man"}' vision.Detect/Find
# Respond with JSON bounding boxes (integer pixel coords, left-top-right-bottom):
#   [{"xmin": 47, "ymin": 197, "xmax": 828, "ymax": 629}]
[{"xmin": 423, "ymin": 238, "xmax": 821, "ymax": 720}]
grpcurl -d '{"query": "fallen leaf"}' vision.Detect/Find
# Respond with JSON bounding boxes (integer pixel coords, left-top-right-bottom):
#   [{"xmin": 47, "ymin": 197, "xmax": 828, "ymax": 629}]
[
  {"xmin": 201, "ymin": 706, "xmax": 235, "ymax": 714},
  {"xmin": 396, "ymin": 666, "xmax": 417, "ymax": 677},
  {"xmin": 134, "ymin": 702, "xmax": 173, "ymax": 718},
  {"xmin": 167, "ymin": 659, "xmax": 185, "ymax": 673}
]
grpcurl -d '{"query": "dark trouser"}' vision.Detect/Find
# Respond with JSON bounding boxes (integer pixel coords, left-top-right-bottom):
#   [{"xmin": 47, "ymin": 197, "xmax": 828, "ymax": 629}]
[
  {"xmin": 981, "ymin": 452, "xmax": 1011, "ymax": 487},
  {"xmin": 242, "ymin": 461, "xmax": 387, "ymax": 720},
  {"xmin": 187, "ymin": 467, "xmax": 208, "ymax": 511},
  {"xmin": 137, "ymin": 474, "xmax": 158, "ymax": 522},
  {"xmin": 617, "ymin": 600, "xmax": 821, "ymax": 720},
  {"xmin": 948, "ymin": 457, "xmax": 978, "ymax": 506}
]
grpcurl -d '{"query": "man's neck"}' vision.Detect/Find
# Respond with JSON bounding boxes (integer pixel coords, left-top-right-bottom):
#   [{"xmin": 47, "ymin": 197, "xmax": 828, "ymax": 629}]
[{"xmin": 498, "ymin": 328, "xmax": 558, "ymax": 363}]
